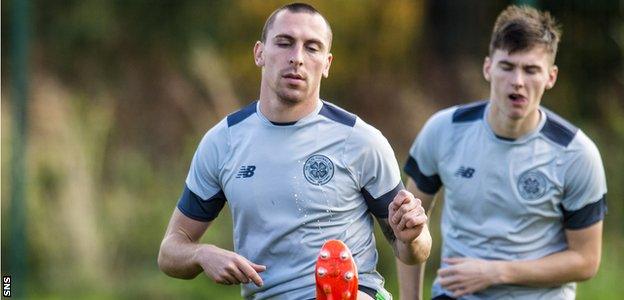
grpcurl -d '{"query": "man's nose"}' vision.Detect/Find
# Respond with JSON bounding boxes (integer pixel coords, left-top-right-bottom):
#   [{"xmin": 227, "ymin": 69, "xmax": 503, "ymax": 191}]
[
  {"xmin": 510, "ymin": 70, "xmax": 525, "ymax": 88},
  {"xmin": 289, "ymin": 45, "xmax": 304, "ymax": 67}
]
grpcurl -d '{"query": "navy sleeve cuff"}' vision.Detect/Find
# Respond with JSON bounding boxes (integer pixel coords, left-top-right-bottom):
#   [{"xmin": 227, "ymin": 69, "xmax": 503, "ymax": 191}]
[
  {"xmin": 177, "ymin": 185, "xmax": 227, "ymax": 222},
  {"xmin": 403, "ymin": 156, "xmax": 441, "ymax": 195},
  {"xmin": 562, "ymin": 194, "xmax": 607, "ymax": 230},
  {"xmin": 362, "ymin": 182, "xmax": 405, "ymax": 219}
]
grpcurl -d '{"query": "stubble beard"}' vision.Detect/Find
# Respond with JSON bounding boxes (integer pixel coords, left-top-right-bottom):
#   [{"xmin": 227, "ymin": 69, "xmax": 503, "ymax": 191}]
[{"xmin": 276, "ymin": 85, "xmax": 307, "ymax": 106}]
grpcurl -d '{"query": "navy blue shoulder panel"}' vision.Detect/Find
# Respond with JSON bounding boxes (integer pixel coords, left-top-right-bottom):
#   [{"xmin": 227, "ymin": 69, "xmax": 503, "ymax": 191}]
[
  {"xmin": 319, "ymin": 102, "xmax": 357, "ymax": 127},
  {"xmin": 452, "ymin": 100, "xmax": 488, "ymax": 123},
  {"xmin": 562, "ymin": 194, "xmax": 607, "ymax": 230},
  {"xmin": 404, "ymin": 156, "xmax": 442, "ymax": 195},
  {"xmin": 361, "ymin": 182, "xmax": 405, "ymax": 219},
  {"xmin": 541, "ymin": 108, "xmax": 579, "ymax": 147},
  {"xmin": 177, "ymin": 185, "xmax": 227, "ymax": 222},
  {"xmin": 227, "ymin": 101, "xmax": 257, "ymax": 127}
]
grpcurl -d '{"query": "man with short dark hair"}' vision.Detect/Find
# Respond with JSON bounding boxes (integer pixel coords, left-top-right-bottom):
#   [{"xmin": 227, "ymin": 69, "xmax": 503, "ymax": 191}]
[
  {"xmin": 398, "ymin": 5, "xmax": 606, "ymax": 300},
  {"xmin": 158, "ymin": 3, "xmax": 431, "ymax": 299}
]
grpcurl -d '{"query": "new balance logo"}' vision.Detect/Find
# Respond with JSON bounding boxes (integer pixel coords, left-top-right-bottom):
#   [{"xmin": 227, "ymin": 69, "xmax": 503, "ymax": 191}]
[
  {"xmin": 455, "ymin": 166, "xmax": 475, "ymax": 178},
  {"xmin": 236, "ymin": 165, "xmax": 256, "ymax": 178}
]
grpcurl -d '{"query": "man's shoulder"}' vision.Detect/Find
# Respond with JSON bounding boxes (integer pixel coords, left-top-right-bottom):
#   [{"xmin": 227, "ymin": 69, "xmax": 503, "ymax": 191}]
[
  {"xmin": 195, "ymin": 102, "xmax": 258, "ymax": 150},
  {"xmin": 450, "ymin": 100, "xmax": 488, "ymax": 123},
  {"xmin": 319, "ymin": 100, "xmax": 357, "ymax": 128},
  {"xmin": 539, "ymin": 107, "xmax": 580, "ymax": 148},
  {"xmin": 540, "ymin": 108, "xmax": 602, "ymax": 162},
  {"xmin": 420, "ymin": 100, "xmax": 486, "ymax": 135},
  {"xmin": 318, "ymin": 100, "xmax": 386, "ymax": 145},
  {"xmin": 538, "ymin": 107, "xmax": 602, "ymax": 156},
  {"xmin": 226, "ymin": 101, "xmax": 258, "ymax": 128},
  {"xmin": 317, "ymin": 101, "xmax": 391, "ymax": 152}
]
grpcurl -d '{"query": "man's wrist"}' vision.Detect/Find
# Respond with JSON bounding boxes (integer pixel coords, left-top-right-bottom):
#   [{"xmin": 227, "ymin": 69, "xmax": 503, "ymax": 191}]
[
  {"xmin": 395, "ymin": 232, "xmax": 430, "ymax": 265},
  {"xmin": 492, "ymin": 260, "xmax": 511, "ymax": 285},
  {"xmin": 192, "ymin": 244, "xmax": 212, "ymax": 269}
]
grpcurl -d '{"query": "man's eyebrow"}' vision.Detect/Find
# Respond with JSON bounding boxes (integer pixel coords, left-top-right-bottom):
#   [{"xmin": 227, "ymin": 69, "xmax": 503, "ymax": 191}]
[
  {"xmin": 273, "ymin": 34, "xmax": 294, "ymax": 41},
  {"xmin": 523, "ymin": 64, "xmax": 542, "ymax": 70},
  {"xmin": 498, "ymin": 60, "xmax": 542, "ymax": 70}
]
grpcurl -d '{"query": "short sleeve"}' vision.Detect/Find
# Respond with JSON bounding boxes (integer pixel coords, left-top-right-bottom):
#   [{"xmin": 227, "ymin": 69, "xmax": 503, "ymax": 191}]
[
  {"xmin": 561, "ymin": 134, "xmax": 608, "ymax": 229},
  {"xmin": 177, "ymin": 119, "xmax": 229, "ymax": 221},
  {"xmin": 346, "ymin": 120, "xmax": 403, "ymax": 219},
  {"xmin": 404, "ymin": 110, "xmax": 447, "ymax": 195}
]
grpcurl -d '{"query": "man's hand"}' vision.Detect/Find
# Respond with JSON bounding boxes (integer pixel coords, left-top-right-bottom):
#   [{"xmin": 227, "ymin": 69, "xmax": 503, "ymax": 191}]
[
  {"xmin": 438, "ymin": 257, "xmax": 504, "ymax": 297},
  {"xmin": 196, "ymin": 244, "xmax": 266, "ymax": 287},
  {"xmin": 388, "ymin": 190, "xmax": 427, "ymax": 243}
]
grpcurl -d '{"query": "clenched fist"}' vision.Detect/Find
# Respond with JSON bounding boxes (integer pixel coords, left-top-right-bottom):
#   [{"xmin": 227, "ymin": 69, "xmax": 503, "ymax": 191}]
[{"xmin": 388, "ymin": 190, "xmax": 427, "ymax": 243}]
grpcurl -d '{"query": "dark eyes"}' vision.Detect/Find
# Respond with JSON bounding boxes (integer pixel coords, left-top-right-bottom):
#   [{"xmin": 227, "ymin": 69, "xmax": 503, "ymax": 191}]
[
  {"xmin": 500, "ymin": 64, "xmax": 513, "ymax": 71},
  {"xmin": 274, "ymin": 41, "xmax": 320, "ymax": 52},
  {"xmin": 524, "ymin": 67, "xmax": 539, "ymax": 74}
]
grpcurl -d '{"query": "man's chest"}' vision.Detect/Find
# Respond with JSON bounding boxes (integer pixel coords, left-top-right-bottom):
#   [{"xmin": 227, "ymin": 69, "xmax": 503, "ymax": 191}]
[
  {"xmin": 437, "ymin": 136, "xmax": 567, "ymax": 219},
  {"xmin": 217, "ymin": 137, "xmax": 361, "ymax": 218}
]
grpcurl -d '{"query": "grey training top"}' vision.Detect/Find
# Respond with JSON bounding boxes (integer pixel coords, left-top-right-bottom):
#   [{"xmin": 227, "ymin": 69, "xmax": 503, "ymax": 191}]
[
  {"xmin": 406, "ymin": 101, "xmax": 607, "ymax": 300},
  {"xmin": 179, "ymin": 100, "xmax": 402, "ymax": 299}
]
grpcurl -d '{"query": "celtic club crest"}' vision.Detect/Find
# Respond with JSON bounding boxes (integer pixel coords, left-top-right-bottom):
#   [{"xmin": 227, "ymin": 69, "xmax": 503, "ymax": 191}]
[
  {"xmin": 303, "ymin": 154, "xmax": 334, "ymax": 185},
  {"xmin": 518, "ymin": 170, "xmax": 548, "ymax": 200}
]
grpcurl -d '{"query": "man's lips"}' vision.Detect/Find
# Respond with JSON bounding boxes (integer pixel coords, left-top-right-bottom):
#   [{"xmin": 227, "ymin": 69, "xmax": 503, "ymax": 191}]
[
  {"xmin": 282, "ymin": 73, "xmax": 306, "ymax": 86},
  {"xmin": 282, "ymin": 73, "xmax": 305, "ymax": 80},
  {"xmin": 509, "ymin": 93, "xmax": 527, "ymax": 104}
]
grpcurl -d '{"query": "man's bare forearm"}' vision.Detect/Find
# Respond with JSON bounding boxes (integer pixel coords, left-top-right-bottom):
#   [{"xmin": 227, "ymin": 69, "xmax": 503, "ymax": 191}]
[
  {"xmin": 379, "ymin": 217, "xmax": 431, "ymax": 265},
  {"xmin": 397, "ymin": 259, "xmax": 426, "ymax": 300},
  {"xmin": 439, "ymin": 222, "xmax": 603, "ymax": 297},
  {"xmin": 158, "ymin": 229, "xmax": 205, "ymax": 279},
  {"xmin": 158, "ymin": 209, "xmax": 214, "ymax": 279},
  {"xmin": 500, "ymin": 223, "xmax": 602, "ymax": 287},
  {"xmin": 394, "ymin": 224, "xmax": 431, "ymax": 265},
  {"xmin": 499, "ymin": 248, "xmax": 600, "ymax": 287}
]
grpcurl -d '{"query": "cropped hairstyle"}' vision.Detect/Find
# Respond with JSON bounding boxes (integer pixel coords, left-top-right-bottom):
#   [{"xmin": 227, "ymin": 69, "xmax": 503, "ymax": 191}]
[
  {"xmin": 260, "ymin": 2, "xmax": 333, "ymax": 50},
  {"xmin": 489, "ymin": 5, "xmax": 562, "ymax": 62}
]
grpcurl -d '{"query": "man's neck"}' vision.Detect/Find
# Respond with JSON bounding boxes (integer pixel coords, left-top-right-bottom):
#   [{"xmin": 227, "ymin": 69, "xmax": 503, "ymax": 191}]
[
  {"xmin": 258, "ymin": 95, "xmax": 319, "ymax": 123},
  {"xmin": 487, "ymin": 106, "xmax": 541, "ymax": 140}
]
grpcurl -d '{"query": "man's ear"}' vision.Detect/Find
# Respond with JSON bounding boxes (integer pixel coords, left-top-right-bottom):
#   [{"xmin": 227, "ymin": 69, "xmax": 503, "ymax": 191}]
[
  {"xmin": 483, "ymin": 56, "xmax": 492, "ymax": 82},
  {"xmin": 254, "ymin": 41, "xmax": 264, "ymax": 67},
  {"xmin": 322, "ymin": 53, "xmax": 333, "ymax": 78},
  {"xmin": 546, "ymin": 65, "xmax": 558, "ymax": 90}
]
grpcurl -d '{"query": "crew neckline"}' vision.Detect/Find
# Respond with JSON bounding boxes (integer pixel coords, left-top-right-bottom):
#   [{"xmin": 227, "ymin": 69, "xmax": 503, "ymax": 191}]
[
  {"xmin": 256, "ymin": 100, "xmax": 324, "ymax": 127},
  {"xmin": 482, "ymin": 102, "xmax": 547, "ymax": 143}
]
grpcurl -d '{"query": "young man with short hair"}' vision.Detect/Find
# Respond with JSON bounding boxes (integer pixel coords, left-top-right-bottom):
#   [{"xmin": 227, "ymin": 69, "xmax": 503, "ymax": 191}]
[
  {"xmin": 398, "ymin": 5, "xmax": 606, "ymax": 300},
  {"xmin": 158, "ymin": 3, "xmax": 431, "ymax": 299}
]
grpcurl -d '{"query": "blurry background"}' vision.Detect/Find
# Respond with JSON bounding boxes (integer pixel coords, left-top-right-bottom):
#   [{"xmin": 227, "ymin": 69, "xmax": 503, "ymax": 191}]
[{"xmin": 1, "ymin": 0, "xmax": 622, "ymax": 299}]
